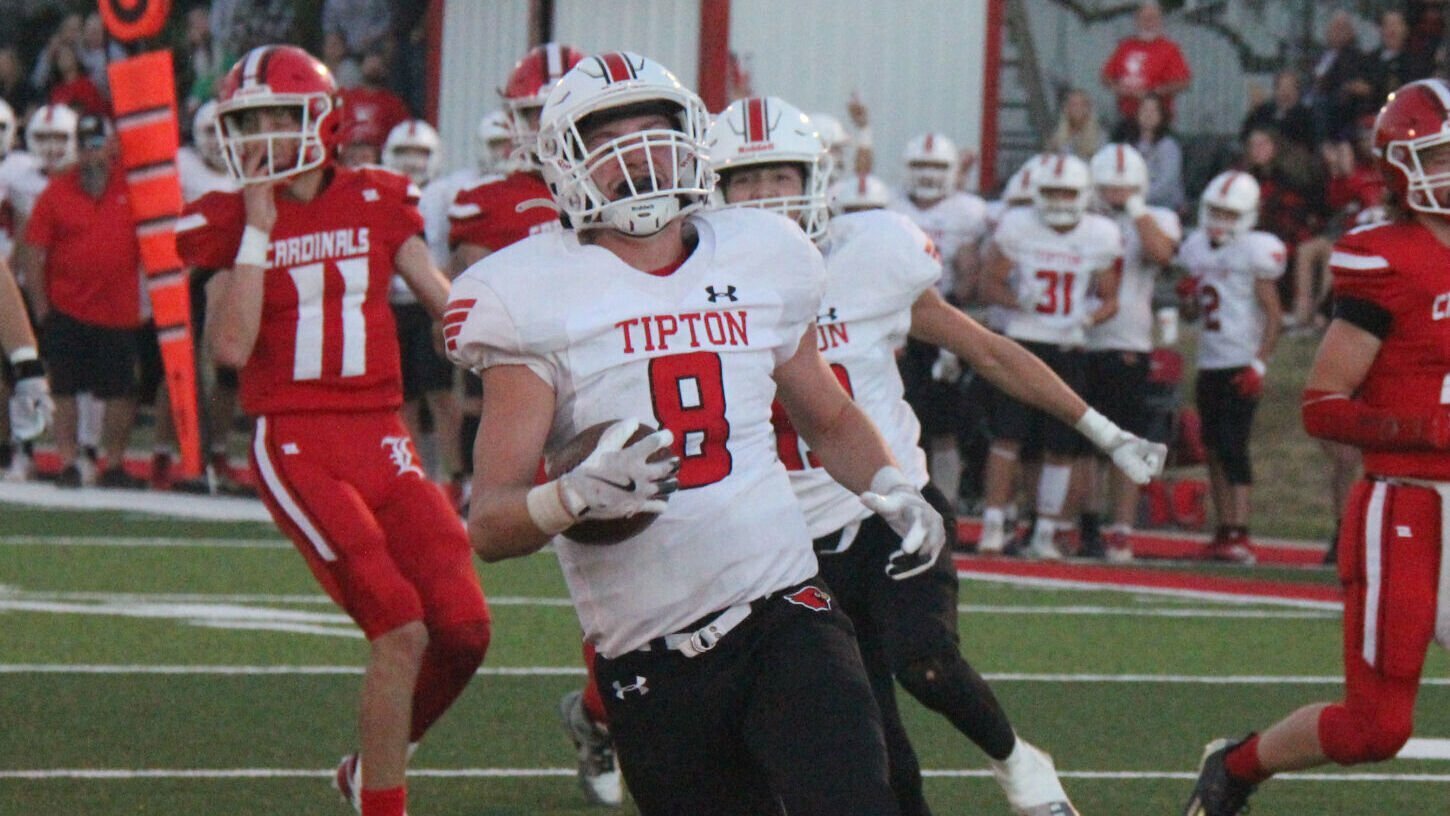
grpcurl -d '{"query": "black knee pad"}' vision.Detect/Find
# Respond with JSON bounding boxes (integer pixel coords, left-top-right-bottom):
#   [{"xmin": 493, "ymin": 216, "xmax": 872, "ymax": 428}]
[{"xmin": 896, "ymin": 649, "xmax": 1017, "ymax": 760}]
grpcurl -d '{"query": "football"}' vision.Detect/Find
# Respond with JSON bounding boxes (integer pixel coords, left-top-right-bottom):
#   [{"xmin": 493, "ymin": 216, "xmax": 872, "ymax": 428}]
[{"xmin": 544, "ymin": 420, "xmax": 673, "ymax": 544}]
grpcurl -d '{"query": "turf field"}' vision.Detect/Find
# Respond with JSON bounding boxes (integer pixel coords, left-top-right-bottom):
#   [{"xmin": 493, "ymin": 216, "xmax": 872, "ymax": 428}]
[{"xmin": 3, "ymin": 502, "xmax": 1448, "ymax": 815}]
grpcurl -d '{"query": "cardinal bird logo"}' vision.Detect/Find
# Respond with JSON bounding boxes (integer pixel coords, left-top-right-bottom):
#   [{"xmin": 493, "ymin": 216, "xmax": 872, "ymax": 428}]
[{"xmin": 784, "ymin": 586, "xmax": 832, "ymax": 612}]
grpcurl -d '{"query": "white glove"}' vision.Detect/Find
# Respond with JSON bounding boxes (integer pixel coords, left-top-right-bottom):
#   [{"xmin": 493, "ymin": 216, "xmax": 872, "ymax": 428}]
[
  {"xmin": 1124, "ymin": 193, "xmax": 1148, "ymax": 220},
  {"xmin": 930, "ymin": 349, "xmax": 961, "ymax": 382},
  {"xmin": 860, "ymin": 466, "xmax": 947, "ymax": 580},
  {"xmin": 8, "ymin": 356, "xmax": 53, "ymax": 442},
  {"xmin": 556, "ymin": 419, "xmax": 680, "ymax": 521},
  {"xmin": 1075, "ymin": 407, "xmax": 1167, "ymax": 485}
]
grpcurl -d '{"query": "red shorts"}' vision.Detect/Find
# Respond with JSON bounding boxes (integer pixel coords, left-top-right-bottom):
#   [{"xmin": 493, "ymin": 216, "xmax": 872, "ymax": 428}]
[
  {"xmin": 1337, "ymin": 478, "xmax": 1448, "ymax": 686},
  {"xmin": 250, "ymin": 410, "xmax": 488, "ymax": 639}
]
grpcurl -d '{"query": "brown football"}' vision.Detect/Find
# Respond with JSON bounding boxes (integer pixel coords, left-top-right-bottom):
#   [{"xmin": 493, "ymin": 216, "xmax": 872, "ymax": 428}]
[{"xmin": 544, "ymin": 420, "xmax": 673, "ymax": 545}]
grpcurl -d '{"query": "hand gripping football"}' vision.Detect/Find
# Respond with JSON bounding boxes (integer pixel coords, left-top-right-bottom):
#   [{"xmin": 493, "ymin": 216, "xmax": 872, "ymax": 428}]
[{"xmin": 545, "ymin": 420, "xmax": 677, "ymax": 544}]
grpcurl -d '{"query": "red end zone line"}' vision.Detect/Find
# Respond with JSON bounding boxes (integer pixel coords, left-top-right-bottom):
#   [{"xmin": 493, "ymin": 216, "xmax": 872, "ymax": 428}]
[{"xmin": 953, "ymin": 554, "xmax": 1343, "ymax": 605}]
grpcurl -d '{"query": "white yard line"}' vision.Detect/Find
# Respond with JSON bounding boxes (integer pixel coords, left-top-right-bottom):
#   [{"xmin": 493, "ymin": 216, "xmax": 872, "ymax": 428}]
[
  {"xmin": 2, "ymin": 767, "xmax": 1447, "ymax": 781},
  {"xmin": 0, "ymin": 536, "xmax": 287, "ymax": 549},
  {"xmin": 0, "ymin": 484, "xmax": 272, "ymax": 521},
  {"xmin": 960, "ymin": 571, "xmax": 1341, "ymax": 610}
]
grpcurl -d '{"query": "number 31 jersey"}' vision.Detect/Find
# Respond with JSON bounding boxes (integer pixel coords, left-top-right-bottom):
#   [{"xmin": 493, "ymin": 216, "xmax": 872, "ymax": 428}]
[
  {"xmin": 993, "ymin": 207, "xmax": 1122, "ymax": 345},
  {"xmin": 177, "ymin": 166, "xmax": 424, "ymax": 416},
  {"xmin": 447, "ymin": 208, "xmax": 825, "ymax": 658}
]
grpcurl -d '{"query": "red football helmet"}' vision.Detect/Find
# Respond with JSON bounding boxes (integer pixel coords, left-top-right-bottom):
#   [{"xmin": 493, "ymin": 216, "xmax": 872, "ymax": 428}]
[
  {"xmin": 501, "ymin": 43, "xmax": 584, "ymax": 166},
  {"xmin": 215, "ymin": 45, "xmax": 340, "ymax": 184},
  {"xmin": 1374, "ymin": 78, "xmax": 1450, "ymax": 214}
]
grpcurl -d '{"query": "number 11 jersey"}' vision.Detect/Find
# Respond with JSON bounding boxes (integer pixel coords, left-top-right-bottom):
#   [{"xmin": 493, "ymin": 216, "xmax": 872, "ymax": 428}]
[{"xmin": 177, "ymin": 166, "xmax": 424, "ymax": 416}]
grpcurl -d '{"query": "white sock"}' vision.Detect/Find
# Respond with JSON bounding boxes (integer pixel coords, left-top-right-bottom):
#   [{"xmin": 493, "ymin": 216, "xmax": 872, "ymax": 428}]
[
  {"xmin": 1035, "ymin": 463, "xmax": 1072, "ymax": 517},
  {"xmin": 982, "ymin": 506, "xmax": 1005, "ymax": 533}
]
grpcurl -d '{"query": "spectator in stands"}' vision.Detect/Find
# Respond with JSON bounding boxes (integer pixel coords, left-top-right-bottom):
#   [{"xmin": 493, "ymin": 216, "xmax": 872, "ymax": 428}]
[
  {"xmin": 1046, "ymin": 87, "xmax": 1105, "ymax": 161},
  {"xmin": 19, "ymin": 114, "xmax": 144, "ymax": 488},
  {"xmin": 77, "ymin": 13, "xmax": 123, "ymax": 99},
  {"xmin": 337, "ymin": 49, "xmax": 412, "ymax": 150},
  {"xmin": 41, "ymin": 43, "xmax": 107, "ymax": 117},
  {"xmin": 209, "ymin": 0, "xmax": 295, "ymax": 59},
  {"xmin": 1308, "ymin": 10, "xmax": 1369, "ymax": 145},
  {"xmin": 1117, "ymin": 92, "xmax": 1184, "ymax": 212},
  {"xmin": 322, "ymin": 32, "xmax": 363, "ymax": 88},
  {"xmin": 1240, "ymin": 126, "xmax": 1329, "ymax": 318},
  {"xmin": 387, "ymin": 0, "xmax": 430, "ymax": 122},
  {"xmin": 1240, "ymin": 69, "xmax": 1314, "ymax": 153},
  {"xmin": 28, "ymin": 12, "xmax": 82, "ymax": 95},
  {"xmin": 1363, "ymin": 10, "xmax": 1434, "ymax": 112},
  {"xmin": 1100, "ymin": 1, "xmax": 1192, "ymax": 129},
  {"xmin": 323, "ymin": 0, "xmax": 393, "ymax": 62},
  {"xmin": 178, "ymin": 6, "xmax": 225, "ymax": 121},
  {"xmin": 0, "ymin": 46, "xmax": 36, "ymax": 117}
]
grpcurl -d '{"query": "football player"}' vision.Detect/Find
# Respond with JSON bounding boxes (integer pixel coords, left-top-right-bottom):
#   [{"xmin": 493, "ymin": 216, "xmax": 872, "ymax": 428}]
[
  {"xmin": 887, "ymin": 132, "xmax": 991, "ymax": 508},
  {"xmin": 1176, "ymin": 171, "xmax": 1285, "ymax": 564},
  {"xmin": 1080, "ymin": 143, "xmax": 1182, "ymax": 560},
  {"xmin": 1182, "ymin": 77, "xmax": 1450, "ymax": 816},
  {"xmin": 176, "ymin": 46, "xmax": 491, "ymax": 816},
  {"xmin": 978, "ymin": 154, "xmax": 1124, "ymax": 558},
  {"xmin": 708, "ymin": 96, "xmax": 1163, "ymax": 816},
  {"xmin": 0, "ymin": 250, "xmax": 51, "ymax": 444},
  {"xmin": 448, "ymin": 52, "xmax": 947, "ymax": 816}
]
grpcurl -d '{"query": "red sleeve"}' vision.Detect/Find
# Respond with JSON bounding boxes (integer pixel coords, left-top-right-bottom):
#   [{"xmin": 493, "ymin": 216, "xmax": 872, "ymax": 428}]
[
  {"xmin": 1161, "ymin": 41, "xmax": 1192, "ymax": 82},
  {"xmin": 175, "ymin": 191, "xmax": 245, "ymax": 270},
  {"xmin": 448, "ymin": 184, "xmax": 498, "ymax": 251},
  {"xmin": 23, "ymin": 185, "xmax": 55, "ymax": 249},
  {"xmin": 1328, "ymin": 229, "xmax": 1406, "ymax": 318},
  {"xmin": 359, "ymin": 167, "xmax": 425, "ymax": 246}
]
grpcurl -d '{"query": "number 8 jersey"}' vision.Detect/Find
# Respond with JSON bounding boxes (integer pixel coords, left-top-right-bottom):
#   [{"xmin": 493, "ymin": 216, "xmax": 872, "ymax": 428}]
[
  {"xmin": 177, "ymin": 166, "xmax": 423, "ymax": 415},
  {"xmin": 446, "ymin": 208, "xmax": 826, "ymax": 658}
]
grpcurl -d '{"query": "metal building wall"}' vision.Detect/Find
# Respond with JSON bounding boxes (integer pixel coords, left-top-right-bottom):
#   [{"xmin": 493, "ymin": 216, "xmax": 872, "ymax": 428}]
[
  {"xmin": 553, "ymin": 0, "xmax": 701, "ymax": 91},
  {"xmin": 731, "ymin": 0, "xmax": 991, "ymax": 190},
  {"xmin": 437, "ymin": 0, "xmax": 531, "ymax": 173}
]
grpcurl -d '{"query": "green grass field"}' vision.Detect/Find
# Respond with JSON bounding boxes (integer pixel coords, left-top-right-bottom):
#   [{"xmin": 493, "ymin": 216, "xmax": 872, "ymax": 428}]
[{"xmin": 4, "ymin": 502, "xmax": 1449, "ymax": 815}]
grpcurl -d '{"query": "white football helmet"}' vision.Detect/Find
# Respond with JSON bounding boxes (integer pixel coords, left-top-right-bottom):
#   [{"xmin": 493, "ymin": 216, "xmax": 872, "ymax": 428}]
[
  {"xmin": 828, "ymin": 173, "xmax": 891, "ymax": 214},
  {"xmin": 25, "ymin": 104, "xmax": 78, "ymax": 171},
  {"xmin": 809, "ymin": 112, "xmax": 851, "ymax": 183},
  {"xmin": 0, "ymin": 98, "xmax": 14, "ymax": 158},
  {"xmin": 476, "ymin": 108, "xmax": 513, "ymax": 174},
  {"xmin": 706, "ymin": 97, "xmax": 832, "ymax": 240},
  {"xmin": 1089, "ymin": 143, "xmax": 1148, "ymax": 201},
  {"xmin": 1199, "ymin": 170, "xmax": 1260, "ymax": 244},
  {"xmin": 1031, "ymin": 153, "xmax": 1092, "ymax": 228},
  {"xmin": 383, "ymin": 119, "xmax": 442, "ymax": 185},
  {"xmin": 537, "ymin": 51, "xmax": 713, "ymax": 236},
  {"xmin": 1001, "ymin": 155, "xmax": 1048, "ymax": 206},
  {"xmin": 192, "ymin": 100, "xmax": 225, "ymax": 171},
  {"xmin": 903, "ymin": 132, "xmax": 958, "ymax": 202}
]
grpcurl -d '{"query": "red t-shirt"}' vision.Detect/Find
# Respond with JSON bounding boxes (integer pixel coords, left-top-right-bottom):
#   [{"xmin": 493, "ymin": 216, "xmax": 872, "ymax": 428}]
[
  {"xmin": 1101, "ymin": 36, "xmax": 1192, "ymax": 119},
  {"xmin": 448, "ymin": 171, "xmax": 561, "ymax": 252},
  {"xmin": 25, "ymin": 165, "xmax": 141, "ymax": 329},
  {"xmin": 1327, "ymin": 221, "xmax": 1450, "ymax": 480},
  {"xmin": 175, "ymin": 165, "xmax": 424, "ymax": 416},
  {"xmin": 337, "ymin": 86, "xmax": 412, "ymax": 148}
]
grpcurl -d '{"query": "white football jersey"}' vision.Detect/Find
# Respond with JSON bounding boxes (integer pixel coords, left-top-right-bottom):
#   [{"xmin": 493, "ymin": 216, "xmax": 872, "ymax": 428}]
[
  {"xmin": 0, "ymin": 151, "xmax": 47, "ymax": 222},
  {"xmin": 783, "ymin": 210, "xmax": 938, "ymax": 539},
  {"xmin": 391, "ymin": 167, "xmax": 495, "ymax": 304},
  {"xmin": 448, "ymin": 208, "xmax": 824, "ymax": 658},
  {"xmin": 888, "ymin": 191, "xmax": 988, "ymax": 298},
  {"xmin": 176, "ymin": 146, "xmax": 235, "ymax": 203},
  {"xmin": 1086, "ymin": 206, "xmax": 1181, "ymax": 352},
  {"xmin": 993, "ymin": 207, "xmax": 1123, "ymax": 346},
  {"xmin": 1177, "ymin": 228, "xmax": 1286, "ymax": 370}
]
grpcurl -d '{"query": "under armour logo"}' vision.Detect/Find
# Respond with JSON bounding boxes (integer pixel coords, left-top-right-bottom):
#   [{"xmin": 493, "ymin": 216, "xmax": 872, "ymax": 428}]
[
  {"xmin": 706, "ymin": 285, "xmax": 738, "ymax": 303},
  {"xmin": 613, "ymin": 675, "xmax": 649, "ymax": 699},
  {"xmin": 362, "ymin": 188, "xmax": 380, "ymax": 202},
  {"xmin": 381, "ymin": 436, "xmax": 426, "ymax": 478},
  {"xmin": 819, "ymin": 307, "xmax": 838, "ymax": 322}
]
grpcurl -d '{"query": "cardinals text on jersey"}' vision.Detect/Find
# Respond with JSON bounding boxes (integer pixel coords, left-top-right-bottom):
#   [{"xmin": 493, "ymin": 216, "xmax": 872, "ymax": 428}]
[
  {"xmin": 993, "ymin": 206, "xmax": 1123, "ymax": 346},
  {"xmin": 1178, "ymin": 228, "xmax": 1286, "ymax": 370},
  {"xmin": 176, "ymin": 166, "xmax": 424, "ymax": 416},
  {"xmin": 778, "ymin": 209, "xmax": 939, "ymax": 538},
  {"xmin": 1086, "ymin": 206, "xmax": 1181, "ymax": 353},
  {"xmin": 446, "ymin": 208, "xmax": 826, "ymax": 658}
]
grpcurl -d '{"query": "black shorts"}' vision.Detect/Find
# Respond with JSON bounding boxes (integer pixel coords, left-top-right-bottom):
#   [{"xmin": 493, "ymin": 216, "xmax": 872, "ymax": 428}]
[
  {"xmin": 392, "ymin": 302, "xmax": 453, "ymax": 399},
  {"xmin": 814, "ymin": 483, "xmax": 959, "ymax": 668},
  {"xmin": 988, "ymin": 340, "xmax": 1086, "ymax": 456},
  {"xmin": 42, "ymin": 310, "xmax": 138, "ymax": 398},
  {"xmin": 1083, "ymin": 349, "xmax": 1151, "ymax": 437},
  {"xmin": 135, "ymin": 322, "xmax": 165, "ymax": 405},
  {"xmin": 1195, "ymin": 366, "xmax": 1259, "ymax": 453},
  {"xmin": 899, "ymin": 337, "xmax": 971, "ymax": 438},
  {"xmin": 593, "ymin": 576, "xmax": 899, "ymax": 816}
]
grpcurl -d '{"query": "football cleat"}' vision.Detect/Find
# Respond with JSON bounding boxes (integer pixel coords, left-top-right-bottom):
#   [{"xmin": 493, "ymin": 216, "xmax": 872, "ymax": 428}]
[
  {"xmin": 2, "ymin": 448, "xmax": 34, "ymax": 483},
  {"xmin": 1182, "ymin": 736, "xmax": 1258, "ymax": 816},
  {"xmin": 1104, "ymin": 530, "xmax": 1135, "ymax": 563},
  {"xmin": 333, "ymin": 753, "xmax": 362, "ymax": 814},
  {"xmin": 1201, "ymin": 532, "xmax": 1256, "ymax": 565},
  {"xmin": 558, "ymin": 689, "xmax": 623, "ymax": 807},
  {"xmin": 1025, "ymin": 523, "xmax": 1063, "ymax": 561},
  {"xmin": 976, "ymin": 519, "xmax": 1006, "ymax": 555},
  {"xmin": 990, "ymin": 738, "xmax": 1079, "ymax": 816}
]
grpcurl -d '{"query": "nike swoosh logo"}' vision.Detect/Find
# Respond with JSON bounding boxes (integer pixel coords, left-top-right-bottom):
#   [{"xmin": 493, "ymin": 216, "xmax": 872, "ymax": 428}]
[{"xmin": 588, "ymin": 474, "xmax": 636, "ymax": 492}]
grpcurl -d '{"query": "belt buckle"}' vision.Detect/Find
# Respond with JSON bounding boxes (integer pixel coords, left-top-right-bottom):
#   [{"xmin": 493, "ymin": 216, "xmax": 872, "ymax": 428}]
[{"xmin": 688, "ymin": 622, "xmax": 722, "ymax": 655}]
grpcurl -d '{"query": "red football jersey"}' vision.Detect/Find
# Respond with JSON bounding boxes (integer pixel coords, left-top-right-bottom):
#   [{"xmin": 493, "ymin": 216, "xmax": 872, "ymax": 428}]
[
  {"xmin": 1329, "ymin": 221, "xmax": 1450, "ymax": 480},
  {"xmin": 176, "ymin": 166, "xmax": 424, "ymax": 416},
  {"xmin": 447, "ymin": 171, "xmax": 561, "ymax": 253}
]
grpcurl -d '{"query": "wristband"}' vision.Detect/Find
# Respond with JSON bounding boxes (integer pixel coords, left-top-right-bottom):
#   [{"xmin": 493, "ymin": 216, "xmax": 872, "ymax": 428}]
[
  {"xmin": 11, "ymin": 357, "xmax": 44, "ymax": 380},
  {"xmin": 8, "ymin": 345, "xmax": 38, "ymax": 365},
  {"xmin": 526, "ymin": 480, "xmax": 577, "ymax": 536},
  {"xmin": 1250, "ymin": 358, "xmax": 1267, "ymax": 377},
  {"xmin": 1075, "ymin": 407, "xmax": 1121, "ymax": 450},
  {"xmin": 234, "ymin": 225, "xmax": 271, "ymax": 269},
  {"xmin": 868, "ymin": 465, "xmax": 911, "ymax": 496}
]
